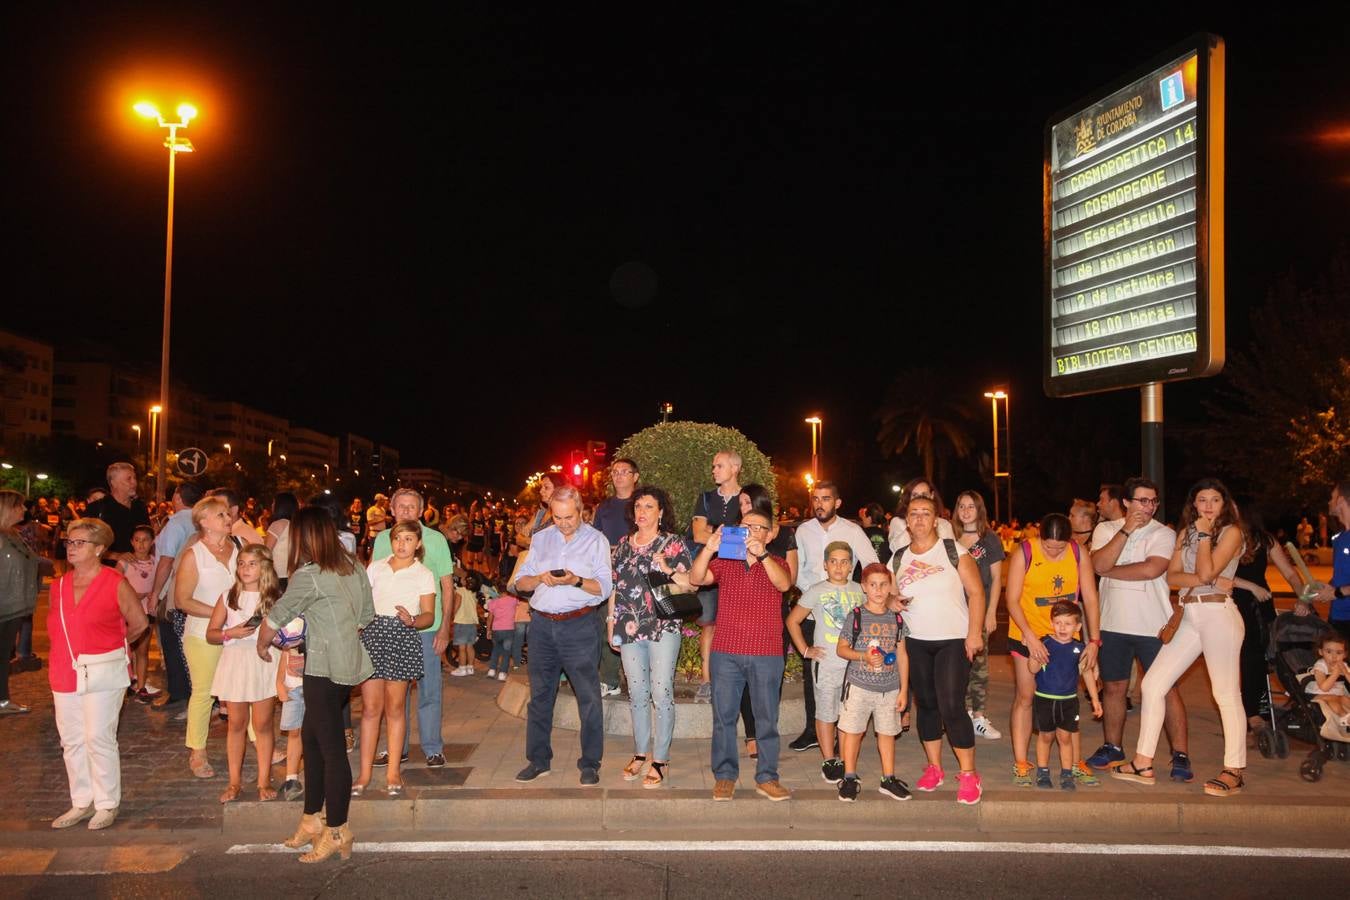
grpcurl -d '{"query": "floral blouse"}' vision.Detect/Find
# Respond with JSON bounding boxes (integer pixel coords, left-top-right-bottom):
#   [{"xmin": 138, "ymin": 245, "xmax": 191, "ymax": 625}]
[{"xmin": 611, "ymin": 532, "xmax": 693, "ymax": 644}]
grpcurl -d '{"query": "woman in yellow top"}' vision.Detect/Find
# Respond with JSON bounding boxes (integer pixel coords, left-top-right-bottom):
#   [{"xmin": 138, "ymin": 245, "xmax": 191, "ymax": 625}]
[{"xmin": 1003, "ymin": 514, "xmax": 1101, "ymax": 785}]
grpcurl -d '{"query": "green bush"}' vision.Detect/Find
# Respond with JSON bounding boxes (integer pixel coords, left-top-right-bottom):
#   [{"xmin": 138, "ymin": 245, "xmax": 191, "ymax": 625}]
[
  {"xmin": 674, "ymin": 623, "xmax": 801, "ymax": 683},
  {"xmin": 614, "ymin": 422, "xmax": 776, "ymax": 527}
]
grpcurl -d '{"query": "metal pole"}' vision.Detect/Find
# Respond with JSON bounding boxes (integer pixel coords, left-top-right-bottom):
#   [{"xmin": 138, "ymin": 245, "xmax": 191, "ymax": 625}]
[
  {"xmin": 810, "ymin": 422, "xmax": 819, "ymax": 482},
  {"xmin": 990, "ymin": 396, "xmax": 1001, "ymax": 523},
  {"xmin": 1005, "ymin": 394, "xmax": 1013, "ymax": 524},
  {"xmin": 157, "ymin": 129, "xmax": 177, "ymax": 503},
  {"xmin": 1141, "ymin": 382, "xmax": 1164, "ymax": 517}
]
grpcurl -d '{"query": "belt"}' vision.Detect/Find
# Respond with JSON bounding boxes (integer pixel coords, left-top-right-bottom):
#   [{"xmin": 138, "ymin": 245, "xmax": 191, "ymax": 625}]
[
  {"xmin": 1181, "ymin": 593, "xmax": 1228, "ymax": 604},
  {"xmin": 534, "ymin": 606, "xmax": 596, "ymax": 622}
]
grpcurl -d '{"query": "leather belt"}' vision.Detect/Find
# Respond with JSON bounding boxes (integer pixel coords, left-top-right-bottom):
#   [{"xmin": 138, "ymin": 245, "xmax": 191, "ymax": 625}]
[
  {"xmin": 1181, "ymin": 593, "xmax": 1228, "ymax": 604},
  {"xmin": 534, "ymin": 606, "xmax": 596, "ymax": 622}
]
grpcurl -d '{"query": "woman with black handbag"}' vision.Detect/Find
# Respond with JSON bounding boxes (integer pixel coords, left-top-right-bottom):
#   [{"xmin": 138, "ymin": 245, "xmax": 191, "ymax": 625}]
[
  {"xmin": 48, "ymin": 517, "xmax": 148, "ymax": 830},
  {"xmin": 606, "ymin": 486, "xmax": 693, "ymax": 788}
]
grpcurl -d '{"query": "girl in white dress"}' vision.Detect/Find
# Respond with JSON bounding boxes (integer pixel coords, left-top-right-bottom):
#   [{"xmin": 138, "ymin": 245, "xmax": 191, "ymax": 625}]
[{"xmin": 208, "ymin": 545, "xmax": 282, "ymax": 802}]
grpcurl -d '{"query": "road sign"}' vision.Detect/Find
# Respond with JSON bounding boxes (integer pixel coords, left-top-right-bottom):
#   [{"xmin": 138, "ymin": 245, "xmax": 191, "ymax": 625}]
[
  {"xmin": 1043, "ymin": 34, "xmax": 1225, "ymax": 398},
  {"xmin": 177, "ymin": 447, "xmax": 208, "ymax": 478}
]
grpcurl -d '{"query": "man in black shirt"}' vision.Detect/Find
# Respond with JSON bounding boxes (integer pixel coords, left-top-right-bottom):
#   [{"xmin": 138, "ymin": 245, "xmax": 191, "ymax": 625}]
[
  {"xmin": 688, "ymin": 451, "xmax": 743, "ymax": 703},
  {"xmin": 84, "ymin": 462, "xmax": 150, "ymax": 566},
  {"xmin": 591, "ymin": 458, "xmax": 640, "ymax": 697}
]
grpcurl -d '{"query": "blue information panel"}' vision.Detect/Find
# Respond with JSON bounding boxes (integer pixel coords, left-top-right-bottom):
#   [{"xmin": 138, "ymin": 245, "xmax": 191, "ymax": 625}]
[{"xmin": 1043, "ymin": 35, "xmax": 1225, "ymax": 398}]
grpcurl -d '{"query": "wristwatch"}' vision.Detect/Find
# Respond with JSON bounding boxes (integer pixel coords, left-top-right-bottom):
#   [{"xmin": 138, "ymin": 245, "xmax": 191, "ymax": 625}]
[
  {"xmin": 753, "ymin": 552, "xmax": 768, "ymax": 562},
  {"xmin": 574, "ymin": 575, "xmax": 584, "ymax": 588}
]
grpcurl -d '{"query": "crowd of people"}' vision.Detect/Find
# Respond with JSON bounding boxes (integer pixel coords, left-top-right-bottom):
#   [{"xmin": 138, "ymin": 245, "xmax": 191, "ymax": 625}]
[{"xmin": 2, "ymin": 456, "xmax": 1349, "ymax": 862}]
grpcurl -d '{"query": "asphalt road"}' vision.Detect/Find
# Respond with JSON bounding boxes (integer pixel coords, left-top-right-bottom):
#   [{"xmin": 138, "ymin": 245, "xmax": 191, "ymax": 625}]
[{"xmin": 3, "ymin": 845, "xmax": 1344, "ymax": 898}]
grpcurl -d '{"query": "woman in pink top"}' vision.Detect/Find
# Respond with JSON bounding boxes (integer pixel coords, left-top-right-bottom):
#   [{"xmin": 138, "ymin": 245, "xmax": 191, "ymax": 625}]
[{"xmin": 49, "ymin": 518, "xmax": 149, "ymax": 831}]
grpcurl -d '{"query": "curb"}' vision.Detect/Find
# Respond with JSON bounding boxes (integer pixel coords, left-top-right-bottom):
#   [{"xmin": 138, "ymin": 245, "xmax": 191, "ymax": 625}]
[{"xmin": 223, "ymin": 791, "xmax": 1347, "ymax": 837}]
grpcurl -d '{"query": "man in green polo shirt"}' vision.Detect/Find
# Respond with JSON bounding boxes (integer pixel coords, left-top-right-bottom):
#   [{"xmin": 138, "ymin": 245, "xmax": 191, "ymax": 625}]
[{"xmin": 371, "ymin": 488, "xmax": 456, "ymax": 768}]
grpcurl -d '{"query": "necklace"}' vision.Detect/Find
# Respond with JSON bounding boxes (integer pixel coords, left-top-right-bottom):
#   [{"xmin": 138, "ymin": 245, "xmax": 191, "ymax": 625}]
[{"xmin": 962, "ymin": 527, "xmax": 978, "ymax": 533}]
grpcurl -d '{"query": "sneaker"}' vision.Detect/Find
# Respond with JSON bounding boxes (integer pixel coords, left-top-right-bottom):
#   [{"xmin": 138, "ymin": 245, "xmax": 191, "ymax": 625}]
[
  {"xmin": 580, "ymin": 767, "xmax": 600, "ymax": 786},
  {"xmin": 879, "ymin": 775, "xmax": 912, "ymax": 801},
  {"xmin": 970, "ymin": 713, "xmax": 1002, "ymax": 740},
  {"xmin": 280, "ymin": 778, "xmax": 304, "ymax": 801},
  {"xmin": 373, "ymin": 751, "xmax": 410, "ymax": 768},
  {"xmin": 712, "ymin": 779, "xmax": 736, "ymax": 801},
  {"xmin": 788, "ymin": 731, "xmax": 819, "ymax": 752},
  {"xmin": 600, "ymin": 683, "xmax": 622, "ymax": 698},
  {"xmin": 515, "ymin": 764, "xmax": 551, "ymax": 783},
  {"xmin": 1060, "ymin": 768, "xmax": 1077, "ymax": 791},
  {"xmin": 172, "ymin": 708, "xmax": 188, "ymax": 722},
  {"xmin": 1072, "ymin": 760, "xmax": 1100, "ymax": 787},
  {"xmin": 1012, "ymin": 760, "xmax": 1035, "ymax": 787},
  {"xmin": 955, "ymin": 770, "xmax": 983, "ymax": 805},
  {"xmin": 0, "ymin": 700, "xmax": 30, "ymax": 716},
  {"xmin": 487, "ymin": 668, "xmax": 497, "ymax": 678},
  {"xmin": 695, "ymin": 682, "xmax": 712, "ymax": 703},
  {"xmin": 755, "ymin": 780, "xmax": 791, "ymax": 802},
  {"xmin": 837, "ymin": 776, "xmax": 862, "ymax": 802},
  {"xmin": 1035, "ymin": 766, "xmax": 1053, "ymax": 789},
  {"xmin": 425, "ymin": 753, "xmax": 446, "ymax": 768},
  {"xmin": 821, "ymin": 758, "xmax": 845, "ymax": 784},
  {"xmin": 1086, "ymin": 742, "xmax": 1125, "ymax": 769},
  {"xmin": 133, "ymin": 688, "xmax": 152, "ymax": 705},
  {"xmin": 916, "ymin": 764, "xmax": 944, "ymax": 792},
  {"xmin": 1170, "ymin": 751, "xmax": 1195, "ymax": 783},
  {"xmin": 345, "ymin": 729, "xmax": 356, "ymax": 753},
  {"xmin": 498, "ymin": 672, "xmax": 508, "ymax": 682}
]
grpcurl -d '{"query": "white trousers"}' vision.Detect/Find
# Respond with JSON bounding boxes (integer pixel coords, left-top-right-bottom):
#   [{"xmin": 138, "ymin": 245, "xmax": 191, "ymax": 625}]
[
  {"xmin": 53, "ymin": 688, "xmax": 124, "ymax": 810},
  {"xmin": 1136, "ymin": 600, "xmax": 1247, "ymax": 769}
]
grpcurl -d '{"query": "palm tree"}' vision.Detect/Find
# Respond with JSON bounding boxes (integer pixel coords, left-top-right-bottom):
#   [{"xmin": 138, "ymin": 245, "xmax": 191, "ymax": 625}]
[{"xmin": 874, "ymin": 368, "xmax": 977, "ymax": 489}]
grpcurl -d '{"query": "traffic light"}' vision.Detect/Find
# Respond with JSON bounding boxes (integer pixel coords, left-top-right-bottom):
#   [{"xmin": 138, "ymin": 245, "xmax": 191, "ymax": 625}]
[
  {"xmin": 586, "ymin": 440, "xmax": 607, "ymax": 463},
  {"xmin": 568, "ymin": 449, "xmax": 583, "ymax": 486}
]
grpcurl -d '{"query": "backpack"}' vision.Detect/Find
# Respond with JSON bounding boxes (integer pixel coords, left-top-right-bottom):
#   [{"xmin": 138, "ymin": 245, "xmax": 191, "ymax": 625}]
[
  {"xmin": 849, "ymin": 605, "xmax": 905, "ymax": 649},
  {"xmin": 1021, "ymin": 540, "xmax": 1082, "ymax": 602},
  {"xmin": 890, "ymin": 537, "xmax": 961, "ymax": 574}
]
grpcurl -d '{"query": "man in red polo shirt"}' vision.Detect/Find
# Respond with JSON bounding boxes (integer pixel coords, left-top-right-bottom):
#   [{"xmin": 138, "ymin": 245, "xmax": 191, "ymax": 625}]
[{"xmin": 690, "ymin": 510, "xmax": 793, "ymax": 802}]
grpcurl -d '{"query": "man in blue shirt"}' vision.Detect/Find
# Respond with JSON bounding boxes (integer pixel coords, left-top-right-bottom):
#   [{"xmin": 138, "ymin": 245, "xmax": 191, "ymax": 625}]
[
  {"xmin": 590, "ymin": 458, "xmax": 639, "ymax": 698},
  {"xmin": 1315, "ymin": 480, "xmax": 1350, "ymax": 640},
  {"xmin": 512, "ymin": 485, "xmax": 613, "ymax": 785},
  {"xmin": 149, "ymin": 481, "xmax": 204, "ymax": 710}
]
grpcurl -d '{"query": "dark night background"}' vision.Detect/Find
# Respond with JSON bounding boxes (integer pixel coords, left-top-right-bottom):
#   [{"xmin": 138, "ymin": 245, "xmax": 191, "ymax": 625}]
[{"xmin": 3, "ymin": 7, "xmax": 1346, "ymax": 512}]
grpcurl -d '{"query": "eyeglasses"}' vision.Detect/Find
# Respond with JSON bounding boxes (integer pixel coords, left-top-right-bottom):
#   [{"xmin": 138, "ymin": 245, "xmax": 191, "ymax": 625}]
[
  {"xmin": 63, "ymin": 539, "xmax": 94, "ymax": 548},
  {"xmin": 744, "ymin": 524, "xmax": 771, "ymax": 533},
  {"xmin": 1127, "ymin": 497, "xmax": 1159, "ymax": 507}
]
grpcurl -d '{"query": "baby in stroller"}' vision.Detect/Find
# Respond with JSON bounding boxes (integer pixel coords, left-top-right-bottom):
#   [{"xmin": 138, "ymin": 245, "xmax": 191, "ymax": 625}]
[
  {"xmin": 1304, "ymin": 632, "xmax": 1350, "ymax": 731},
  {"xmin": 1266, "ymin": 611, "xmax": 1350, "ymax": 781}
]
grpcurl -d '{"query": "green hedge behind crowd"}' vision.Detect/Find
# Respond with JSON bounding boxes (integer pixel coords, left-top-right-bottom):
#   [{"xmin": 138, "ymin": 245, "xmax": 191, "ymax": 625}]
[{"xmin": 615, "ymin": 422, "xmax": 776, "ymax": 527}]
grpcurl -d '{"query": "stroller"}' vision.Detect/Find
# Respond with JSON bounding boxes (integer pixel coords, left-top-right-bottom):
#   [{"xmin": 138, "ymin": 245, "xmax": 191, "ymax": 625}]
[{"xmin": 1259, "ymin": 611, "xmax": 1350, "ymax": 782}]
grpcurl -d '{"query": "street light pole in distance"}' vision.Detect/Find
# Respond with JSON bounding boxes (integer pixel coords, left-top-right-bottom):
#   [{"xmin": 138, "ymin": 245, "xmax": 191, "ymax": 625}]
[
  {"xmin": 804, "ymin": 416, "xmax": 822, "ymax": 483},
  {"xmin": 983, "ymin": 390, "xmax": 1010, "ymax": 524},
  {"xmin": 134, "ymin": 100, "xmax": 197, "ymax": 503}
]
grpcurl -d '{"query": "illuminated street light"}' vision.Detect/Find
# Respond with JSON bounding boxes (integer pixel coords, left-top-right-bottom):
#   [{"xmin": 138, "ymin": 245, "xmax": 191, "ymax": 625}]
[
  {"xmin": 135, "ymin": 100, "xmax": 197, "ymax": 504},
  {"xmin": 804, "ymin": 416, "xmax": 822, "ymax": 482},
  {"xmin": 223, "ymin": 443, "xmax": 232, "ymax": 455},
  {"xmin": 891, "ymin": 484, "xmax": 902, "ymax": 493},
  {"xmin": 983, "ymin": 389, "xmax": 1012, "ymax": 523}
]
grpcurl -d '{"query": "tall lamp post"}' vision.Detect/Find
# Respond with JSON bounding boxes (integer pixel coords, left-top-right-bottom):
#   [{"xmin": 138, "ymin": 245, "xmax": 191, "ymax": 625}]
[
  {"xmin": 148, "ymin": 405, "xmax": 162, "ymax": 499},
  {"xmin": 131, "ymin": 424, "xmax": 142, "ymax": 469},
  {"xmin": 135, "ymin": 100, "xmax": 197, "ymax": 503},
  {"xmin": 983, "ymin": 390, "xmax": 1011, "ymax": 523},
  {"xmin": 804, "ymin": 416, "xmax": 822, "ymax": 482}
]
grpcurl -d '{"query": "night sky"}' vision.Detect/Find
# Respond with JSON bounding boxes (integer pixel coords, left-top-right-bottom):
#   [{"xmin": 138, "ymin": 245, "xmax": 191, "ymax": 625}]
[{"xmin": 3, "ymin": 8, "xmax": 1346, "ymax": 506}]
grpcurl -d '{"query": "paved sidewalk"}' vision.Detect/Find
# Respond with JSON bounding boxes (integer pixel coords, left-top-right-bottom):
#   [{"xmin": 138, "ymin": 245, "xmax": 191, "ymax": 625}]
[{"xmin": 3, "ymin": 580, "xmax": 1348, "ymax": 839}]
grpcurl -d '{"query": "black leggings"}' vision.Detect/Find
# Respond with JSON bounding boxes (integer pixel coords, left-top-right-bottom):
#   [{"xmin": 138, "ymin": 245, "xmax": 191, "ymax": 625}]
[
  {"xmin": 907, "ymin": 637, "xmax": 975, "ymax": 749},
  {"xmin": 303, "ymin": 674, "xmax": 353, "ymax": 826},
  {"xmin": 1233, "ymin": 592, "xmax": 1274, "ymax": 720},
  {"xmin": 0, "ymin": 617, "xmax": 23, "ymax": 703}
]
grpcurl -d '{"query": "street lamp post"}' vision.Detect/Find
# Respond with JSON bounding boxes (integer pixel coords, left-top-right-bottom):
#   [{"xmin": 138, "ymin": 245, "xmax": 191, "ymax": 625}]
[
  {"xmin": 148, "ymin": 405, "xmax": 162, "ymax": 498},
  {"xmin": 983, "ymin": 390, "xmax": 1012, "ymax": 523},
  {"xmin": 131, "ymin": 424, "xmax": 142, "ymax": 469},
  {"xmin": 804, "ymin": 416, "xmax": 822, "ymax": 482},
  {"xmin": 135, "ymin": 101, "xmax": 197, "ymax": 504}
]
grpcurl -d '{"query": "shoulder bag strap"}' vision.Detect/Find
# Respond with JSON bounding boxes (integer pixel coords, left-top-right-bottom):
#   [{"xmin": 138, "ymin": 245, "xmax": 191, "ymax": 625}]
[{"xmin": 57, "ymin": 577, "xmax": 78, "ymax": 670}]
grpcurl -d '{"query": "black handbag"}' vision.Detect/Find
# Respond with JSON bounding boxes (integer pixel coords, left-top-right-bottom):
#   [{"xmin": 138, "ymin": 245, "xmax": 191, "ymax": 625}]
[{"xmin": 644, "ymin": 536, "xmax": 700, "ymax": 620}]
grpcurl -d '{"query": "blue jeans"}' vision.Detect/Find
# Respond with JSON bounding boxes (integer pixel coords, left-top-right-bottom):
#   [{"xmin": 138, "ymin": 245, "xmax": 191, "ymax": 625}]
[
  {"xmin": 159, "ymin": 610, "xmax": 191, "ymax": 702},
  {"xmin": 490, "ymin": 630, "xmax": 513, "ymax": 673},
  {"xmin": 512, "ymin": 622, "xmax": 528, "ymax": 667},
  {"xmin": 619, "ymin": 630, "xmax": 680, "ymax": 761},
  {"xmin": 403, "ymin": 630, "xmax": 444, "ymax": 757},
  {"xmin": 526, "ymin": 610, "xmax": 603, "ymax": 772},
  {"xmin": 710, "ymin": 652, "xmax": 785, "ymax": 784}
]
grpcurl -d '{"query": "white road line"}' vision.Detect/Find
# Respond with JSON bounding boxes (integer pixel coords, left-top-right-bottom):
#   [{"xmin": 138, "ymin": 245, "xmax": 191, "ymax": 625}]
[{"xmin": 227, "ymin": 840, "xmax": 1350, "ymax": 859}]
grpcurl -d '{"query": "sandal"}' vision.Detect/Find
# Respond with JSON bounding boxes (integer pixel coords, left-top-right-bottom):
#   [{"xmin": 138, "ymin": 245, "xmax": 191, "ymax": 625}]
[
  {"xmin": 1109, "ymin": 762, "xmax": 1156, "ymax": 785},
  {"xmin": 190, "ymin": 755, "xmax": 215, "ymax": 779},
  {"xmin": 1203, "ymin": 769, "xmax": 1245, "ymax": 797},
  {"xmin": 350, "ymin": 782, "xmax": 368, "ymax": 798},
  {"xmin": 219, "ymin": 784, "xmax": 242, "ymax": 804},
  {"xmin": 622, "ymin": 755, "xmax": 647, "ymax": 782},
  {"xmin": 642, "ymin": 761, "xmax": 667, "ymax": 789},
  {"xmin": 386, "ymin": 782, "xmax": 405, "ymax": 797},
  {"xmin": 257, "ymin": 784, "xmax": 278, "ymax": 802},
  {"xmin": 900, "ymin": 711, "xmax": 912, "ymax": 735}
]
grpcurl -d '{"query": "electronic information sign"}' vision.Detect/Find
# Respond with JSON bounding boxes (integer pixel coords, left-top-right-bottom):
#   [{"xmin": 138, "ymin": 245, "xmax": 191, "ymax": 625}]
[{"xmin": 1044, "ymin": 35, "xmax": 1224, "ymax": 398}]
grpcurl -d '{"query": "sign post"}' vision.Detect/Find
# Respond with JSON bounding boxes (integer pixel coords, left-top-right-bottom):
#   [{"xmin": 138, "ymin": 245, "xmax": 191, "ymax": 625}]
[{"xmin": 1043, "ymin": 34, "xmax": 1225, "ymax": 507}]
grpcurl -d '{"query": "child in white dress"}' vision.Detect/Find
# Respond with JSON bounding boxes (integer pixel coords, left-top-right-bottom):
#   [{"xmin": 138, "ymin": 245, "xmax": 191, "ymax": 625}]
[{"xmin": 208, "ymin": 545, "xmax": 282, "ymax": 802}]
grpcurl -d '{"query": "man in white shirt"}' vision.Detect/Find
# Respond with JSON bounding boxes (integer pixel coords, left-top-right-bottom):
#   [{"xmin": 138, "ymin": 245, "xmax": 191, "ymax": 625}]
[
  {"xmin": 1085, "ymin": 476, "xmax": 1190, "ymax": 776},
  {"xmin": 788, "ymin": 482, "xmax": 878, "ymax": 751}
]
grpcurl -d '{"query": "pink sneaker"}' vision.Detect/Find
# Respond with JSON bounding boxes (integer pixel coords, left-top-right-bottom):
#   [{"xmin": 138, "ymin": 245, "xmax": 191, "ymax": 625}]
[
  {"xmin": 916, "ymin": 765, "xmax": 944, "ymax": 792},
  {"xmin": 956, "ymin": 770, "xmax": 983, "ymax": 805}
]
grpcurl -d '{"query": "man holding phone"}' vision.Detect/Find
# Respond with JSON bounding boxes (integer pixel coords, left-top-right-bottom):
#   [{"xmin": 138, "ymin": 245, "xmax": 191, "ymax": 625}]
[
  {"xmin": 689, "ymin": 451, "xmax": 744, "ymax": 702},
  {"xmin": 511, "ymin": 485, "xmax": 613, "ymax": 786}
]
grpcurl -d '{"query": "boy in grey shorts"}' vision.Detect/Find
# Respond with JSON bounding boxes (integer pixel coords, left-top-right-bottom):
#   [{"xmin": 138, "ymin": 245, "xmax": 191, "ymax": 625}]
[
  {"xmin": 787, "ymin": 542, "xmax": 865, "ymax": 786},
  {"xmin": 835, "ymin": 562, "xmax": 911, "ymax": 802}
]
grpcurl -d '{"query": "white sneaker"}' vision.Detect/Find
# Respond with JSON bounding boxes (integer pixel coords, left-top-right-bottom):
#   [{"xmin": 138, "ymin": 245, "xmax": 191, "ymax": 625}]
[
  {"xmin": 449, "ymin": 667, "xmax": 468, "ymax": 677},
  {"xmin": 487, "ymin": 668, "xmax": 497, "ymax": 678},
  {"xmin": 970, "ymin": 713, "xmax": 1002, "ymax": 740},
  {"xmin": 498, "ymin": 672, "xmax": 508, "ymax": 682},
  {"xmin": 600, "ymin": 683, "xmax": 621, "ymax": 698}
]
